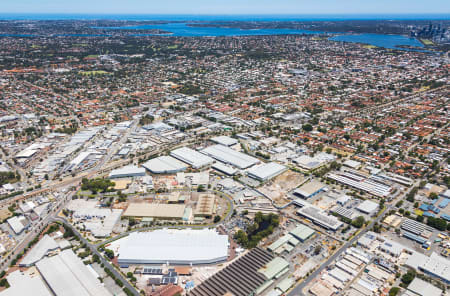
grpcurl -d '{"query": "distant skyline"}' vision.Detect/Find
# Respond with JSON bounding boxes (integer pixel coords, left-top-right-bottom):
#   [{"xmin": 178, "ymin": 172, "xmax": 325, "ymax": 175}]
[{"xmin": 1, "ymin": 0, "xmax": 450, "ymax": 15}]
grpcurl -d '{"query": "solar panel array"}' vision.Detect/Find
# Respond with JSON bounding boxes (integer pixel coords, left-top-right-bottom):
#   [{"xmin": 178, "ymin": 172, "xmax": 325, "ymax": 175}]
[
  {"xmin": 189, "ymin": 247, "xmax": 274, "ymax": 296},
  {"xmin": 162, "ymin": 277, "xmax": 177, "ymax": 284},
  {"xmin": 143, "ymin": 268, "xmax": 163, "ymax": 275},
  {"xmin": 401, "ymin": 218, "xmax": 434, "ymax": 236},
  {"xmin": 332, "ymin": 206, "xmax": 354, "ymax": 220}
]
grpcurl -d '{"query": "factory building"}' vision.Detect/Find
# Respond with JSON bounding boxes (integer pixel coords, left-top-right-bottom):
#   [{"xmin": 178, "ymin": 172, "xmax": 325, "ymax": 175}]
[
  {"xmin": 293, "ymin": 180, "xmax": 327, "ymax": 199},
  {"xmin": 142, "ymin": 156, "xmax": 188, "ymax": 174},
  {"xmin": 108, "ymin": 165, "xmax": 146, "ymax": 179},
  {"xmin": 112, "ymin": 229, "xmax": 229, "ymax": 265},
  {"xmin": 170, "ymin": 147, "xmax": 214, "ymax": 169},
  {"xmin": 190, "ymin": 247, "xmax": 289, "ymax": 296},
  {"xmin": 123, "ymin": 203, "xmax": 186, "ymax": 220},
  {"xmin": 201, "ymin": 144, "xmax": 259, "ymax": 169},
  {"xmin": 210, "ymin": 136, "xmax": 238, "ymax": 147},
  {"xmin": 356, "ymin": 200, "xmax": 379, "ymax": 216},
  {"xmin": 294, "ymin": 199, "xmax": 343, "ymax": 231},
  {"xmin": 194, "ymin": 194, "xmax": 216, "ymax": 218},
  {"xmin": 36, "ymin": 249, "xmax": 111, "ymax": 296},
  {"xmin": 246, "ymin": 162, "xmax": 287, "ymax": 182}
]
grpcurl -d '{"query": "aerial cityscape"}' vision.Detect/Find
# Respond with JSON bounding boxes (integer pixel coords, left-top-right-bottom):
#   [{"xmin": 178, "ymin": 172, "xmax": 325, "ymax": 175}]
[{"xmin": 0, "ymin": 1, "xmax": 449, "ymax": 296}]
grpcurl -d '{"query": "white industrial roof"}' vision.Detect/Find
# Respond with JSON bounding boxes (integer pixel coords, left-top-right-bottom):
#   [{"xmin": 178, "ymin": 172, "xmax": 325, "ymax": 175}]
[
  {"xmin": 294, "ymin": 180, "xmax": 326, "ymax": 198},
  {"xmin": 170, "ymin": 147, "xmax": 214, "ymax": 169},
  {"xmin": 356, "ymin": 200, "xmax": 379, "ymax": 214},
  {"xmin": 142, "ymin": 156, "xmax": 188, "ymax": 173},
  {"xmin": 211, "ymin": 136, "xmax": 238, "ymax": 146},
  {"xmin": 15, "ymin": 149, "xmax": 38, "ymax": 158},
  {"xmin": 7, "ymin": 216, "xmax": 28, "ymax": 234},
  {"xmin": 108, "ymin": 165, "xmax": 146, "ymax": 178},
  {"xmin": 295, "ymin": 201, "xmax": 343, "ymax": 231},
  {"xmin": 113, "ymin": 229, "xmax": 228, "ymax": 265},
  {"xmin": 36, "ymin": 249, "xmax": 111, "ymax": 296},
  {"xmin": 343, "ymin": 159, "xmax": 362, "ymax": 169},
  {"xmin": 0, "ymin": 270, "xmax": 52, "ymax": 296},
  {"xmin": 247, "ymin": 162, "xmax": 287, "ymax": 181},
  {"xmin": 212, "ymin": 162, "xmax": 238, "ymax": 175},
  {"xmin": 20, "ymin": 235, "xmax": 59, "ymax": 267},
  {"xmin": 407, "ymin": 278, "xmax": 442, "ymax": 296},
  {"xmin": 201, "ymin": 144, "xmax": 259, "ymax": 169}
]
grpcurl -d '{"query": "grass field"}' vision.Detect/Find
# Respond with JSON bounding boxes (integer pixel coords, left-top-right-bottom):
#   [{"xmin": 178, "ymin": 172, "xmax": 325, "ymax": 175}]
[{"xmin": 420, "ymin": 39, "xmax": 434, "ymax": 46}]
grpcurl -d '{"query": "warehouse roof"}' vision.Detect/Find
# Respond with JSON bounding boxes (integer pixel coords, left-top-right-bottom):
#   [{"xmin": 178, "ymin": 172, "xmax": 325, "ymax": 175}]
[
  {"xmin": 212, "ymin": 162, "xmax": 238, "ymax": 176},
  {"xmin": 114, "ymin": 229, "xmax": 228, "ymax": 265},
  {"xmin": 258, "ymin": 257, "xmax": 289, "ymax": 280},
  {"xmin": 289, "ymin": 224, "xmax": 315, "ymax": 241},
  {"xmin": 0, "ymin": 270, "xmax": 52, "ymax": 296},
  {"xmin": 201, "ymin": 144, "xmax": 259, "ymax": 169},
  {"xmin": 36, "ymin": 249, "xmax": 111, "ymax": 296},
  {"xmin": 7, "ymin": 216, "xmax": 28, "ymax": 234},
  {"xmin": 190, "ymin": 247, "xmax": 274, "ymax": 296},
  {"xmin": 142, "ymin": 156, "xmax": 188, "ymax": 173},
  {"xmin": 356, "ymin": 200, "xmax": 379, "ymax": 215},
  {"xmin": 247, "ymin": 162, "xmax": 287, "ymax": 181},
  {"xmin": 123, "ymin": 203, "xmax": 186, "ymax": 219},
  {"xmin": 211, "ymin": 136, "xmax": 238, "ymax": 146},
  {"xmin": 20, "ymin": 235, "xmax": 59, "ymax": 267},
  {"xmin": 194, "ymin": 194, "xmax": 215, "ymax": 217},
  {"xmin": 108, "ymin": 165, "xmax": 146, "ymax": 178},
  {"xmin": 296, "ymin": 203, "xmax": 343, "ymax": 231},
  {"xmin": 170, "ymin": 147, "xmax": 214, "ymax": 169},
  {"xmin": 407, "ymin": 278, "xmax": 442, "ymax": 296},
  {"xmin": 294, "ymin": 180, "xmax": 326, "ymax": 198}
]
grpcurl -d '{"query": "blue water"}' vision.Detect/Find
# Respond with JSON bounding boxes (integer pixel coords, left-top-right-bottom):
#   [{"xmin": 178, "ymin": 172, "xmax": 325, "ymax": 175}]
[
  {"xmin": 94, "ymin": 22, "xmax": 324, "ymax": 37},
  {"xmin": 329, "ymin": 34, "xmax": 425, "ymax": 50},
  {"xmin": 0, "ymin": 14, "xmax": 444, "ymax": 51}
]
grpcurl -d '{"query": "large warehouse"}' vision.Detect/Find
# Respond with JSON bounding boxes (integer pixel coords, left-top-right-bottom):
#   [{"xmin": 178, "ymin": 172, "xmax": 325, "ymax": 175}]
[
  {"xmin": 112, "ymin": 229, "xmax": 229, "ymax": 265},
  {"xmin": 293, "ymin": 180, "xmax": 327, "ymax": 199},
  {"xmin": 142, "ymin": 156, "xmax": 188, "ymax": 174},
  {"xmin": 123, "ymin": 203, "xmax": 186, "ymax": 220},
  {"xmin": 201, "ymin": 144, "xmax": 259, "ymax": 169},
  {"xmin": 108, "ymin": 165, "xmax": 146, "ymax": 179},
  {"xmin": 247, "ymin": 162, "xmax": 287, "ymax": 182},
  {"xmin": 170, "ymin": 147, "xmax": 214, "ymax": 169},
  {"xmin": 36, "ymin": 249, "xmax": 111, "ymax": 296},
  {"xmin": 211, "ymin": 136, "xmax": 238, "ymax": 147}
]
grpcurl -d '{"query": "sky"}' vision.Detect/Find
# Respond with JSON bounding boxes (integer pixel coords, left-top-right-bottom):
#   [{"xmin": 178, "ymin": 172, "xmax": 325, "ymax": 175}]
[{"xmin": 0, "ymin": 0, "xmax": 449, "ymax": 15}]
